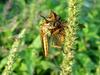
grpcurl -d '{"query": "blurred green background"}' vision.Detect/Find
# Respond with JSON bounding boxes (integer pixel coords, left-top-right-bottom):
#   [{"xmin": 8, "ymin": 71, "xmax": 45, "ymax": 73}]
[{"xmin": 0, "ymin": 0, "xmax": 100, "ymax": 75}]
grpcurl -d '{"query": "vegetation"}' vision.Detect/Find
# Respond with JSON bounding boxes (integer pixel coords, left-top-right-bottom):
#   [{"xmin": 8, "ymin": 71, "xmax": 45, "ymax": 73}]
[{"xmin": 0, "ymin": 0, "xmax": 100, "ymax": 75}]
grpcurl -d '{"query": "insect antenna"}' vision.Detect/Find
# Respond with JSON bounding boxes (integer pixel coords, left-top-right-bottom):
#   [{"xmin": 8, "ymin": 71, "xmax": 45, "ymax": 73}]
[{"xmin": 40, "ymin": 14, "xmax": 49, "ymax": 22}]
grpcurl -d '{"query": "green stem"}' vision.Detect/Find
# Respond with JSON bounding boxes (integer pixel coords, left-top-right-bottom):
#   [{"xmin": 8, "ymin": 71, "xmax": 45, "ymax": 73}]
[
  {"xmin": 2, "ymin": 29, "xmax": 26, "ymax": 75},
  {"xmin": 60, "ymin": 0, "xmax": 81, "ymax": 75},
  {"xmin": 2, "ymin": 2, "xmax": 35, "ymax": 75}
]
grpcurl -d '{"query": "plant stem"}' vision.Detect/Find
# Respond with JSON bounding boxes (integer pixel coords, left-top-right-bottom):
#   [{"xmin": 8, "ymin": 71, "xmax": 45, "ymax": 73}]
[
  {"xmin": 2, "ymin": 29, "xmax": 26, "ymax": 75},
  {"xmin": 60, "ymin": 0, "xmax": 81, "ymax": 75}
]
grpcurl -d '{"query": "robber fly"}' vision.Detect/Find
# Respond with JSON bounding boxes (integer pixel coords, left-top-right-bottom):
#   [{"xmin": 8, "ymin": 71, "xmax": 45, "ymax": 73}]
[{"xmin": 40, "ymin": 11, "xmax": 66, "ymax": 57}]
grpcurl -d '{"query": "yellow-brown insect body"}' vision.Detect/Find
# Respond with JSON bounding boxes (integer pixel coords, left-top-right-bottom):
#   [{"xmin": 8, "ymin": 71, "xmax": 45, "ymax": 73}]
[
  {"xmin": 40, "ymin": 11, "xmax": 66, "ymax": 57},
  {"xmin": 40, "ymin": 21, "xmax": 49, "ymax": 57}
]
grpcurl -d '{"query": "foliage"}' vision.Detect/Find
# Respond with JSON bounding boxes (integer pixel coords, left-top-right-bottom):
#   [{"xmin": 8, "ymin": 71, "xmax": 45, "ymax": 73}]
[{"xmin": 0, "ymin": 0, "xmax": 100, "ymax": 75}]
